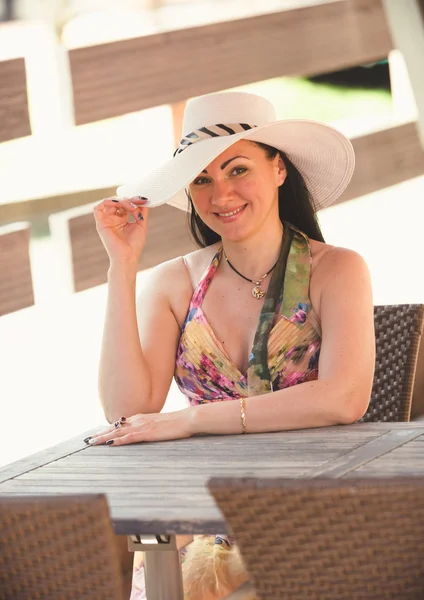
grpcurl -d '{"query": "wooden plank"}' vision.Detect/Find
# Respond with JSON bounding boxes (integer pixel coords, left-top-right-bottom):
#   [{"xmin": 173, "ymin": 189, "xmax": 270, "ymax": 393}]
[
  {"xmin": 1, "ymin": 422, "xmax": 420, "ymax": 484},
  {"xmin": 0, "ymin": 494, "xmax": 225, "ymax": 535},
  {"xmin": 0, "ymin": 186, "xmax": 117, "ymax": 223},
  {"xmin": 0, "ymin": 222, "xmax": 34, "ymax": 316},
  {"xmin": 0, "ymin": 428, "xmax": 384, "ymax": 484},
  {"xmin": 346, "ymin": 434, "xmax": 424, "ymax": 477},
  {"xmin": 49, "ymin": 203, "xmax": 197, "ymax": 293},
  {"xmin": 302, "ymin": 428, "xmax": 424, "ymax": 478},
  {"xmin": 0, "ymin": 57, "xmax": 31, "ymax": 142},
  {"xmin": 0, "ymin": 423, "xmax": 420, "ymax": 487},
  {"xmin": 0, "ymin": 428, "xmax": 102, "ymax": 484},
  {"xmin": 326, "ymin": 122, "xmax": 424, "ymax": 204},
  {"xmin": 69, "ymin": 0, "xmax": 393, "ymax": 125}
]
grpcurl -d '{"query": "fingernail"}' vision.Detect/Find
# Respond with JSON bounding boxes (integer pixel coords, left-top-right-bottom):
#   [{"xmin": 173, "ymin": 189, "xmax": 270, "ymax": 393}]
[
  {"xmin": 129, "ymin": 202, "xmax": 137, "ymax": 208},
  {"xmin": 111, "ymin": 199, "xmax": 119, "ymax": 203},
  {"xmin": 138, "ymin": 196, "xmax": 147, "ymax": 200},
  {"xmin": 137, "ymin": 213, "xmax": 144, "ymax": 221},
  {"xmin": 106, "ymin": 439, "xmax": 114, "ymax": 445},
  {"xmin": 83, "ymin": 436, "xmax": 92, "ymax": 444},
  {"xmin": 120, "ymin": 417, "xmax": 126, "ymax": 422},
  {"xmin": 88, "ymin": 438, "xmax": 97, "ymax": 445}
]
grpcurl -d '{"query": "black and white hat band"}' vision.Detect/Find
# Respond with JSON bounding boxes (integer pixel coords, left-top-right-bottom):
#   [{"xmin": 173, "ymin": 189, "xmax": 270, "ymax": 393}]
[{"xmin": 174, "ymin": 123, "xmax": 257, "ymax": 156}]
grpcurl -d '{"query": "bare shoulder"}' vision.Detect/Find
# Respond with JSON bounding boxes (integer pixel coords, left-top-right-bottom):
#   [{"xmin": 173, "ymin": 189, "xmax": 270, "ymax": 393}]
[
  {"xmin": 146, "ymin": 244, "xmax": 220, "ymax": 290},
  {"xmin": 310, "ymin": 239, "xmax": 370, "ymax": 278},
  {"xmin": 309, "ymin": 239, "xmax": 372, "ymax": 317},
  {"xmin": 137, "ymin": 243, "xmax": 220, "ymax": 326},
  {"xmin": 182, "ymin": 243, "xmax": 221, "ymax": 286}
]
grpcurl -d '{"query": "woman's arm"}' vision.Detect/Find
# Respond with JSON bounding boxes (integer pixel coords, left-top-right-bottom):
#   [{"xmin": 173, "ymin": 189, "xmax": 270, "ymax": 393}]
[
  {"xmin": 190, "ymin": 247, "xmax": 375, "ymax": 435},
  {"xmin": 98, "ymin": 260, "xmax": 182, "ymax": 423}
]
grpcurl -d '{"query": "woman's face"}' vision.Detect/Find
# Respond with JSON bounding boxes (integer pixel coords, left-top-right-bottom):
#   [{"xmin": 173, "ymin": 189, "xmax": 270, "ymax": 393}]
[{"xmin": 188, "ymin": 140, "xmax": 286, "ymax": 242}]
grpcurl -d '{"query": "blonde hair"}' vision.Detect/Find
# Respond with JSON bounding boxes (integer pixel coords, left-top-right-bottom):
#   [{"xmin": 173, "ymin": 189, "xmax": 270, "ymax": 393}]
[{"xmin": 182, "ymin": 535, "xmax": 255, "ymax": 600}]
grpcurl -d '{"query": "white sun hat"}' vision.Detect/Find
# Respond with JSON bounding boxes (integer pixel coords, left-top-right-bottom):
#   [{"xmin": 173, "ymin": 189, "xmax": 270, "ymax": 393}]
[{"xmin": 116, "ymin": 90, "xmax": 355, "ymax": 212}]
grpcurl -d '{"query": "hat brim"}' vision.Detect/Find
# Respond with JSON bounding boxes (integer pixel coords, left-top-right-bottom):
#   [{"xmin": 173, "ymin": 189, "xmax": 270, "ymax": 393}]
[{"xmin": 116, "ymin": 119, "xmax": 355, "ymax": 212}]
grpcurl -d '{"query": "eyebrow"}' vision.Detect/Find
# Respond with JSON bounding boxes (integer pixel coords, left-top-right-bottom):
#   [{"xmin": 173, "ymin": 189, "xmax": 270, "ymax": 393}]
[{"xmin": 202, "ymin": 155, "xmax": 250, "ymax": 174}]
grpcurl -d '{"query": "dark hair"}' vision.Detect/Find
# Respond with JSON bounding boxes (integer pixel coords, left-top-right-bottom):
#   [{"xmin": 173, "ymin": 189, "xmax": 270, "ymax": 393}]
[{"xmin": 187, "ymin": 141, "xmax": 325, "ymax": 246}]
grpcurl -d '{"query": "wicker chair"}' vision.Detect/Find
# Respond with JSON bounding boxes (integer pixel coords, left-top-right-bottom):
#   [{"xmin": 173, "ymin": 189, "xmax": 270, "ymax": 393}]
[
  {"xmin": 211, "ymin": 477, "xmax": 424, "ymax": 600},
  {"xmin": 361, "ymin": 304, "xmax": 424, "ymax": 422},
  {"xmin": 0, "ymin": 494, "xmax": 125, "ymax": 600}
]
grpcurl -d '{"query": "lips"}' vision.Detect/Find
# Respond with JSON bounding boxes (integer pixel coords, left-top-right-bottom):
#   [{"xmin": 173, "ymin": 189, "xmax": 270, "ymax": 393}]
[
  {"xmin": 213, "ymin": 204, "xmax": 248, "ymax": 222},
  {"xmin": 216, "ymin": 205, "xmax": 246, "ymax": 217}
]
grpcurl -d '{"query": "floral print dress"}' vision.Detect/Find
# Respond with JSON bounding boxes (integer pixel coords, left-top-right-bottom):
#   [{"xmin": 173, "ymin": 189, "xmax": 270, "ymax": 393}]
[
  {"xmin": 130, "ymin": 222, "xmax": 322, "ymax": 599},
  {"xmin": 174, "ymin": 221, "xmax": 321, "ymax": 401}
]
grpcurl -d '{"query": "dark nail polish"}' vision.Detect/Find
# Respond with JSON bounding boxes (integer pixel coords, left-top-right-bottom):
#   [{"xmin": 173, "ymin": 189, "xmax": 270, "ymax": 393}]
[
  {"xmin": 111, "ymin": 199, "xmax": 119, "ymax": 203},
  {"xmin": 106, "ymin": 439, "xmax": 114, "ymax": 445},
  {"xmin": 84, "ymin": 436, "xmax": 92, "ymax": 444},
  {"xmin": 137, "ymin": 213, "xmax": 144, "ymax": 221},
  {"xmin": 120, "ymin": 416, "xmax": 126, "ymax": 421},
  {"xmin": 138, "ymin": 196, "xmax": 147, "ymax": 200}
]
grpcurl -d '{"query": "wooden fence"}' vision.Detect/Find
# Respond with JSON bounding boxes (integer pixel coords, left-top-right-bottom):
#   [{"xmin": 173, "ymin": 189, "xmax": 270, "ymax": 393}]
[
  {"xmin": 2, "ymin": 0, "xmax": 424, "ymax": 292},
  {"xmin": 1, "ymin": 0, "xmax": 424, "ymax": 282}
]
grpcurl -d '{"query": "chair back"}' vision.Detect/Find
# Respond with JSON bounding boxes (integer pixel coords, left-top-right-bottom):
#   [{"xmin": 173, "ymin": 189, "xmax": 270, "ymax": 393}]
[
  {"xmin": 362, "ymin": 304, "xmax": 424, "ymax": 422},
  {"xmin": 0, "ymin": 494, "xmax": 124, "ymax": 600},
  {"xmin": 210, "ymin": 476, "xmax": 424, "ymax": 600}
]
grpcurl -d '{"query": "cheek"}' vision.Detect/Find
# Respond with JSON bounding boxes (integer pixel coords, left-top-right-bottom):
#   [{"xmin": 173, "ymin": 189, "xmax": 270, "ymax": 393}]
[
  {"xmin": 238, "ymin": 176, "xmax": 271, "ymax": 200},
  {"xmin": 189, "ymin": 188, "xmax": 210, "ymax": 215},
  {"xmin": 188, "ymin": 185, "xmax": 205, "ymax": 200},
  {"xmin": 235, "ymin": 177, "xmax": 260, "ymax": 196}
]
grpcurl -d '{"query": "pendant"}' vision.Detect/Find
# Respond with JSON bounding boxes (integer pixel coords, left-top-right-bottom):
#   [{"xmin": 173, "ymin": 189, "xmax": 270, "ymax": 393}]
[{"xmin": 252, "ymin": 285, "xmax": 265, "ymax": 299}]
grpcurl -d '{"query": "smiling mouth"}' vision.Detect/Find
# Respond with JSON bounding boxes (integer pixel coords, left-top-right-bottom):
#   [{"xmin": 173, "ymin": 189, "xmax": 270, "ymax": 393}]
[{"xmin": 215, "ymin": 204, "xmax": 247, "ymax": 217}]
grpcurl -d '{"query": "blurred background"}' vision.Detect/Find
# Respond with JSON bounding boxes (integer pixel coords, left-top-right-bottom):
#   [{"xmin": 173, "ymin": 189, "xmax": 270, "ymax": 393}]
[{"xmin": 1, "ymin": 0, "xmax": 424, "ymax": 467}]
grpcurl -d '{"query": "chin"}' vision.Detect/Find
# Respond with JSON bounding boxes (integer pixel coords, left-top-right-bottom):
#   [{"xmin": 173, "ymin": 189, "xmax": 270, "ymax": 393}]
[{"xmin": 218, "ymin": 226, "xmax": 253, "ymax": 244}]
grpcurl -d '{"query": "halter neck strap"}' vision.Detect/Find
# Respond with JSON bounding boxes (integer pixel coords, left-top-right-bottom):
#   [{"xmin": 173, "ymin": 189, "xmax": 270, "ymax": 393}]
[{"xmin": 189, "ymin": 247, "xmax": 223, "ymax": 310}]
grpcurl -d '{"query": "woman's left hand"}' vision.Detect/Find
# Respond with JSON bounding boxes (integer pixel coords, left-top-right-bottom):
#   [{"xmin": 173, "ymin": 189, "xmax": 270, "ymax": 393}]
[{"xmin": 85, "ymin": 409, "xmax": 194, "ymax": 446}]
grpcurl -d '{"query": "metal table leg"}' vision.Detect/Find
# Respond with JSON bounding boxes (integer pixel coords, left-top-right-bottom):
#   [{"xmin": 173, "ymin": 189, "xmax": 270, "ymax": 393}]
[{"xmin": 128, "ymin": 535, "xmax": 184, "ymax": 600}]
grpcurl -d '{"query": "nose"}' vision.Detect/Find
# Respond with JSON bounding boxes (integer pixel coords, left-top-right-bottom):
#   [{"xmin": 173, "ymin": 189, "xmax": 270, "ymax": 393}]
[{"xmin": 210, "ymin": 179, "xmax": 234, "ymax": 207}]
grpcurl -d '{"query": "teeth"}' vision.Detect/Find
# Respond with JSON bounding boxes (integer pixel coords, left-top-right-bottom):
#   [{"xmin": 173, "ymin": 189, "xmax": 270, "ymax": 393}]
[{"xmin": 218, "ymin": 206, "xmax": 245, "ymax": 217}]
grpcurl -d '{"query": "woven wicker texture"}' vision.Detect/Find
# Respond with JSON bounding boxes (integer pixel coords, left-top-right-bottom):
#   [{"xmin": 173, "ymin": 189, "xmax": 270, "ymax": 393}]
[
  {"xmin": 210, "ymin": 477, "xmax": 424, "ymax": 600},
  {"xmin": 0, "ymin": 494, "xmax": 124, "ymax": 600},
  {"xmin": 361, "ymin": 304, "xmax": 424, "ymax": 422}
]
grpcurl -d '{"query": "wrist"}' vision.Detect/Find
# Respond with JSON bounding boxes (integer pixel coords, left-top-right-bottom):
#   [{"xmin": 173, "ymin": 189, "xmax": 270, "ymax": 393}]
[
  {"xmin": 185, "ymin": 406, "xmax": 201, "ymax": 436},
  {"xmin": 108, "ymin": 261, "xmax": 138, "ymax": 281},
  {"xmin": 187, "ymin": 401, "xmax": 242, "ymax": 436}
]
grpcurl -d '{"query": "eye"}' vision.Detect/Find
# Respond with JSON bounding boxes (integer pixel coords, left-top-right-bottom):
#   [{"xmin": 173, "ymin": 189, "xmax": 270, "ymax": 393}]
[
  {"xmin": 230, "ymin": 166, "xmax": 248, "ymax": 176},
  {"xmin": 192, "ymin": 176, "xmax": 211, "ymax": 186}
]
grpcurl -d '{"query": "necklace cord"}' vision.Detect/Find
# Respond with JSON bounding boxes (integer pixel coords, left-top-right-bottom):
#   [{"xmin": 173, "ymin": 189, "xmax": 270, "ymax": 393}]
[{"xmin": 223, "ymin": 251, "xmax": 279, "ymax": 284}]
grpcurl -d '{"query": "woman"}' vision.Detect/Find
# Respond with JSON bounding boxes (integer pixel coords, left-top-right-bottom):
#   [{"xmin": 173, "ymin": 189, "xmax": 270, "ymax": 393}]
[{"xmin": 90, "ymin": 91, "xmax": 375, "ymax": 599}]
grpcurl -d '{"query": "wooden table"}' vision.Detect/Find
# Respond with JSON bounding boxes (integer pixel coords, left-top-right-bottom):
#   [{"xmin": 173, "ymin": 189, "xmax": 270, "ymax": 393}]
[{"xmin": 1, "ymin": 422, "xmax": 424, "ymax": 599}]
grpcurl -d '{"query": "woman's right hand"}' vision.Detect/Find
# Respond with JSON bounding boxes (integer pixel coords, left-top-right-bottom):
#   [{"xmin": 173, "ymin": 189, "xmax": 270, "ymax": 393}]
[{"xmin": 93, "ymin": 196, "xmax": 148, "ymax": 268}]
